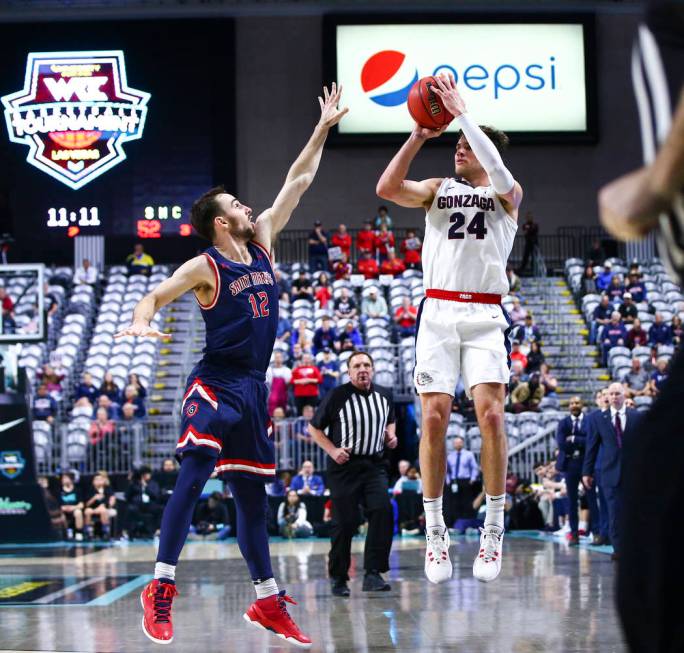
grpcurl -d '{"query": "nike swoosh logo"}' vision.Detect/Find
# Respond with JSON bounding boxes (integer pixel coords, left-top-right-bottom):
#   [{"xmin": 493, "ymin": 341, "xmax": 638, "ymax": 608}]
[{"xmin": 0, "ymin": 418, "xmax": 26, "ymax": 433}]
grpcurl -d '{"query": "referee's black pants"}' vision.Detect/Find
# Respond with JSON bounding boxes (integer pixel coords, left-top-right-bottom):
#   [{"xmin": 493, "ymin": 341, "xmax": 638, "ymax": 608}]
[
  {"xmin": 618, "ymin": 349, "xmax": 684, "ymax": 653},
  {"xmin": 327, "ymin": 456, "xmax": 394, "ymax": 581}
]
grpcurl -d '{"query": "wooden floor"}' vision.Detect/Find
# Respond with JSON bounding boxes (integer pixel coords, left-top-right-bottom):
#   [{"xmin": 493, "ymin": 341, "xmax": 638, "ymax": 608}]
[{"xmin": 0, "ymin": 533, "xmax": 626, "ymax": 652}]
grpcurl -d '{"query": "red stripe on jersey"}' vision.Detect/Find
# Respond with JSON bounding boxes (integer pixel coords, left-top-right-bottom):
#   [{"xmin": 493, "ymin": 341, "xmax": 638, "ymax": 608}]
[{"xmin": 197, "ymin": 253, "xmax": 221, "ymax": 310}]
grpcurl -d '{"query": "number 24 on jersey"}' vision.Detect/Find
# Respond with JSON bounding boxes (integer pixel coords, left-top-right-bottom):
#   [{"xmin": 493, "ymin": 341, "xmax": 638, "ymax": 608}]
[{"xmin": 448, "ymin": 211, "xmax": 488, "ymax": 240}]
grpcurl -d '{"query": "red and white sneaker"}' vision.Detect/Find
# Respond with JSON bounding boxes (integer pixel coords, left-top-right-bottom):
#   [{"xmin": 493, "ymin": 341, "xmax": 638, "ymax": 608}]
[
  {"xmin": 243, "ymin": 590, "xmax": 312, "ymax": 649},
  {"xmin": 473, "ymin": 526, "xmax": 504, "ymax": 583},
  {"xmin": 140, "ymin": 579, "xmax": 178, "ymax": 645}
]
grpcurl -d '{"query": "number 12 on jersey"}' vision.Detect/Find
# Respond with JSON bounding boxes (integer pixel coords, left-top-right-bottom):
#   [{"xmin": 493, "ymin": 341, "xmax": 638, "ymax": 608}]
[
  {"xmin": 448, "ymin": 211, "xmax": 488, "ymax": 240},
  {"xmin": 248, "ymin": 292, "xmax": 270, "ymax": 318}
]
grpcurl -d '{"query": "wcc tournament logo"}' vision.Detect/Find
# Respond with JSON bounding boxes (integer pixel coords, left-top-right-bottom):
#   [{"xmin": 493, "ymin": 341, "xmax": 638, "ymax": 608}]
[
  {"xmin": 2, "ymin": 50, "xmax": 150, "ymax": 190},
  {"xmin": 0, "ymin": 451, "xmax": 26, "ymax": 480},
  {"xmin": 361, "ymin": 50, "xmax": 418, "ymax": 107}
]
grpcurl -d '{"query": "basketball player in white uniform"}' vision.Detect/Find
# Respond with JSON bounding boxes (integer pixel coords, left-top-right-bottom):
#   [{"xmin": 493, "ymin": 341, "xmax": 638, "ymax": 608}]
[{"xmin": 377, "ymin": 74, "xmax": 523, "ymax": 584}]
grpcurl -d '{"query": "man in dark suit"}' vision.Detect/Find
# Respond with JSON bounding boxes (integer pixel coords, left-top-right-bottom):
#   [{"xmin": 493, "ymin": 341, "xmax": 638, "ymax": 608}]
[
  {"xmin": 555, "ymin": 396, "xmax": 599, "ymax": 545},
  {"xmin": 586, "ymin": 389, "xmax": 610, "ymax": 546},
  {"xmin": 583, "ymin": 383, "xmax": 641, "ymax": 559}
]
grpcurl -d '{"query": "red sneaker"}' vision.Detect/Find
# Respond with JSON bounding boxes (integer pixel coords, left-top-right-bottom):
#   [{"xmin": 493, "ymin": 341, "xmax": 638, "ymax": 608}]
[
  {"xmin": 140, "ymin": 579, "xmax": 179, "ymax": 645},
  {"xmin": 243, "ymin": 590, "xmax": 312, "ymax": 649}
]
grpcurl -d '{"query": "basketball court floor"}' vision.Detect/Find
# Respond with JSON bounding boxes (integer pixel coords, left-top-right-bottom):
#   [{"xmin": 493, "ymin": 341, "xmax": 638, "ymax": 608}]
[{"xmin": 0, "ymin": 534, "xmax": 624, "ymax": 652}]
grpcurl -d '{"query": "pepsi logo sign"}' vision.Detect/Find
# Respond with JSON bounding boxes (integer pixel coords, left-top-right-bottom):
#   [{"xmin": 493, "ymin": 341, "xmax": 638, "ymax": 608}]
[{"xmin": 361, "ymin": 50, "xmax": 418, "ymax": 107}]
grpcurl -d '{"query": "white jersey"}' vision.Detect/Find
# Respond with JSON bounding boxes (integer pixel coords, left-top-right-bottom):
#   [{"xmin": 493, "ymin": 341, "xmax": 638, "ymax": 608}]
[{"xmin": 422, "ymin": 177, "xmax": 517, "ymax": 295}]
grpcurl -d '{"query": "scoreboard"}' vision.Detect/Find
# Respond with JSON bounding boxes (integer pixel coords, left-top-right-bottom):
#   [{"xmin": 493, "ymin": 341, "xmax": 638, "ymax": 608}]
[{"xmin": 0, "ymin": 19, "xmax": 235, "ymax": 242}]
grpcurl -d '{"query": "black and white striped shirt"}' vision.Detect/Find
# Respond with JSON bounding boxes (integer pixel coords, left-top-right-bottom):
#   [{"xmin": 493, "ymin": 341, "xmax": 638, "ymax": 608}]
[{"xmin": 311, "ymin": 382, "xmax": 395, "ymax": 457}]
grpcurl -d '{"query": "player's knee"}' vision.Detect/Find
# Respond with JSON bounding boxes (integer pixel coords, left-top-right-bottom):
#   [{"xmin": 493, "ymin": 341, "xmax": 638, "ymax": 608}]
[
  {"xmin": 422, "ymin": 404, "xmax": 450, "ymax": 436},
  {"xmin": 480, "ymin": 404, "xmax": 504, "ymax": 434}
]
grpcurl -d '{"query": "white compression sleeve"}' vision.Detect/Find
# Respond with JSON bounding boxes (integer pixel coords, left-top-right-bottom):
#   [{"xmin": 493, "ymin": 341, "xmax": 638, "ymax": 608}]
[{"xmin": 455, "ymin": 112, "xmax": 515, "ymax": 195}]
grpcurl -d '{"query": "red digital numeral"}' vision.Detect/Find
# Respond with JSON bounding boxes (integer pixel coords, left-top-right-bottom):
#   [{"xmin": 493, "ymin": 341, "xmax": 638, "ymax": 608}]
[
  {"xmin": 137, "ymin": 219, "xmax": 161, "ymax": 239},
  {"xmin": 248, "ymin": 291, "xmax": 269, "ymax": 318}
]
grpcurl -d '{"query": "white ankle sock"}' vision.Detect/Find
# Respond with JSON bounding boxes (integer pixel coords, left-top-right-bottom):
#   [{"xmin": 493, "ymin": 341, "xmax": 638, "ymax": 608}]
[
  {"xmin": 154, "ymin": 562, "xmax": 176, "ymax": 582},
  {"xmin": 423, "ymin": 496, "xmax": 445, "ymax": 530},
  {"xmin": 484, "ymin": 494, "xmax": 506, "ymax": 530},
  {"xmin": 254, "ymin": 577, "xmax": 278, "ymax": 599}
]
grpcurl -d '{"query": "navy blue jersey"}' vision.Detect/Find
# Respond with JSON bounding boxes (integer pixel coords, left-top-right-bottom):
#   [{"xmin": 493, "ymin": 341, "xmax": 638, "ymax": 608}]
[{"xmin": 197, "ymin": 240, "xmax": 278, "ymax": 373}]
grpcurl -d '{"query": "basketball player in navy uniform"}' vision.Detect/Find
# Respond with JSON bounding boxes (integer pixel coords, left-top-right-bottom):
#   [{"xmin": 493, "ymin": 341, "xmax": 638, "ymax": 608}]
[
  {"xmin": 598, "ymin": 2, "xmax": 684, "ymax": 650},
  {"xmin": 377, "ymin": 74, "xmax": 523, "ymax": 584},
  {"xmin": 116, "ymin": 84, "xmax": 347, "ymax": 648}
]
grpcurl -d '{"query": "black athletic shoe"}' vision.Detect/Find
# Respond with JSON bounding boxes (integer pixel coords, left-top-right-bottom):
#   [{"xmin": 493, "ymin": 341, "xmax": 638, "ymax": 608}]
[
  {"xmin": 568, "ymin": 533, "xmax": 580, "ymax": 546},
  {"xmin": 331, "ymin": 578, "xmax": 350, "ymax": 597},
  {"xmin": 362, "ymin": 571, "xmax": 391, "ymax": 592}
]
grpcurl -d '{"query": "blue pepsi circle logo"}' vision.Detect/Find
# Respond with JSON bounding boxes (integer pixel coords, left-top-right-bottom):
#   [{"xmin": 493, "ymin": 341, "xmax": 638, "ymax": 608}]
[{"xmin": 361, "ymin": 50, "xmax": 418, "ymax": 107}]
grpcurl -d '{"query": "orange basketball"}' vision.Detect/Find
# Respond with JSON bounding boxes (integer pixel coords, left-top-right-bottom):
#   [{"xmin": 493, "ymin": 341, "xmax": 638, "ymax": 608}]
[{"xmin": 407, "ymin": 76, "xmax": 454, "ymax": 130}]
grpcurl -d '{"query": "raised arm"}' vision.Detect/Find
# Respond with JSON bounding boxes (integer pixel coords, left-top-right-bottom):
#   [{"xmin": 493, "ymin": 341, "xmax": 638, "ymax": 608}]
[
  {"xmin": 115, "ymin": 255, "xmax": 214, "ymax": 338},
  {"xmin": 254, "ymin": 83, "xmax": 348, "ymax": 252}
]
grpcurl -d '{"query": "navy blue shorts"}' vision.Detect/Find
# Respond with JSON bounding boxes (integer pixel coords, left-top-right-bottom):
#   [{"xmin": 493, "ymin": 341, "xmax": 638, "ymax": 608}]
[{"xmin": 176, "ymin": 361, "xmax": 275, "ymax": 482}]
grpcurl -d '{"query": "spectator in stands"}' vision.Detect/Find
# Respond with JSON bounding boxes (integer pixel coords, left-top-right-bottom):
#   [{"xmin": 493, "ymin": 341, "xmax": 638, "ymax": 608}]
[
  {"xmin": 127, "ymin": 373, "xmax": 147, "ymax": 401},
  {"xmin": 0, "ymin": 286, "xmax": 13, "ymax": 314},
  {"xmin": 268, "ymin": 358, "xmax": 290, "ymax": 416},
  {"xmin": 357, "ymin": 250, "xmax": 379, "ymax": 279},
  {"xmin": 596, "ymin": 261, "xmax": 614, "ymax": 292},
  {"xmin": 291, "ymin": 319, "xmax": 313, "ymax": 352},
  {"xmin": 607, "ymin": 275, "xmax": 625, "ymax": 303},
  {"xmin": 274, "ymin": 269, "xmax": 291, "ymax": 298},
  {"xmin": 525, "ymin": 341, "xmax": 545, "ymax": 374},
  {"xmin": 308, "ymin": 220, "xmax": 329, "ymax": 272},
  {"xmin": 649, "ymin": 312, "xmax": 672, "ymax": 346},
  {"xmin": 509, "ymin": 297, "xmax": 527, "ymax": 326},
  {"xmin": 124, "ymin": 466, "xmax": 163, "ymax": 538},
  {"xmin": 72, "ymin": 396, "xmax": 94, "ymax": 419},
  {"xmin": 276, "ymin": 314, "xmax": 292, "ymax": 349},
  {"xmin": 313, "ymin": 316, "xmax": 338, "ymax": 355},
  {"xmin": 539, "ymin": 363, "xmax": 558, "ymax": 396},
  {"xmin": 400, "ymin": 229, "xmax": 422, "ymax": 271},
  {"xmin": 374, "ymin": 224, "xmax": 395, "ymax": 263},
  {"xmin": 392, "ymin": 460, "xmax": 411, "ymax": 488},
  {"xmin": 60, "ymin": 473, "xmax": 84, "ymax": 541},
  {"xmin": 625, "ymin": 270, "xmax": 647, "ymax": 303},
  {"xmin": 623, "ymin": 358, "xmax": 652, "ymax": 398},
  {"xmin": 126, "ymin": 243, "xmax": 154, "ymax": 276},
  {"xmin": 331, "ymin": 224, "xmax": 352, "ymax": 260},
  {"xmin": 648, "ymin": 358, "xmax": 670, "ymax": 396},
  {"xmin": 290, "ymin": 460, "xmax": 325, "ymax": 496},
  {"xmin": 393, "ymin": 466, "xmax": 422, "ymax": 495},
  {"xmin": 510, "ymin": 373, "xmax": 545, "ymax": 413},
  {"xmin": 357, "ymin": 220, "xmax": 375, "ymax": 254},
  {"xmin": 37, "ymin": 363, "xmax": 63, "ymax": 398},
  {"xmin": 120, "ymin": 403, "xmax": 139, "ymax": 422},
  {"xmin": 506, "ymin": 265, "xmax": 521, "ymax": 293},
  {"xmin": 43, "ymin": 283, "xmax": 60, "ymax": 322},
  {"xmin": 75, "ymin": 372, "xmax": 98, "ymax": 404},
  {"xmin": 510, "ymin": 340, "xmax": 528, "ymax": 370},
  {"xmin": 32, "ymin": 384, "xmax": 57, "ymax": 423},
  {"xmin": 84, "ymin": 472, "xmax": 116, "ymax": 540},
  {"xmin": 361, "ymin": 286, "xmax": 388, "ymax": 319},
  {"xmin": 277, "ymin": 490, "xmax": 313, "ymax": 538},
  {"xmin": 313, "ymin": 273, "xmax": 332, "ymax": 310},
  {"xmin": 581, "ymin": 265, "xmax": 598, "ymax": 295},
  {"xmin": 99, "ymin": 372, "xmax": 121, "ymax": 404},
  {"xmin": 592, "ymin": 294, "xmax": 613, "ymax": 344},
  {"xmin": 508, "ymin": 360, "xmax": 527, "ymax": 395},
  {"xmin": 153, "ymin": 459, "xmax": 178, "ymax": 504},
  {"xmin": 618, "ymin": 292, "xmax": 638, "ymax": 324},
  {"xmin": 292, "ymin": 352, "xmax": 323, "ymax": 414},
  {"xmin": 379, "ymin": 248, "xmax": 406, "ymax": 276},
  {"xmin": 374, "ymin": 205, "xmax": 393, "ymax": 230},
  {"xmin": 601, "ymin": 312, "xmax": 627, "ymax": 365},
  {"xmin": 517, "ymin": 211, "xmax": 539, "ymax": 275},
  {"xmin": 96, "ymin": 394, "xmax": 119, "ymax": 420},
  {"xmin": 331, "ymin": 253, "xmax": 352, "ymax": 281},
  {"xmin": 513, "ymin": 314, "xmax": 542, "ymax": 348},
  {"xmin": 291, "ymin": 270, "xmax": 314, "ymax": 302},
  {"xmin": 585, "ymin": 239, "xmax": 605, "ymax": 266},
  {"xmin": 122, "ymin": 385, "xmax": 146, "ymax": 418},
  {"xmin": 74, "ymin": 258, "xmax": 98, "ymax": 286},
  {"xmin": 627, "ymin": 318, "xmax": 649, "ymax": 349},
  {"xmin": 394, "ymin": 296, "xmax": 418, "ymax": 338},
  {"xmin": 89, "ymin": 406, "xmax": 115, "ymax": 444},
  {"xmin": 446, "ymin": 437, "xmax": 479, "ymax": 529},
  {"xmin": 338, "ymin": 320, "xmax": 363, "ymax": 352},
  {"xmin": 670, "ymin": 315, "xmax": 683, "ymax": 347},
  {"xmin": 318, "ymin": 348, "xmax": 340, "ymax": 394},
  {"xmin": 334, "ymin": 286, "xmax": 357, "ymax": 321},
  {"xmin": 192, "ymin": 491, "xmax": 232, "ymax": 540},
  {"xmin": 291, "ymin": 342, "xmax": 304, "ymax": 367}
]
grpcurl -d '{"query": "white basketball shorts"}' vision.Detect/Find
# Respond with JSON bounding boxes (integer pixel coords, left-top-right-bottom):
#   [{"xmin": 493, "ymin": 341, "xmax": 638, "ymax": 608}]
[{"xmin": 413, "ymin": 297, "xmax": 512, "ymax": 398}]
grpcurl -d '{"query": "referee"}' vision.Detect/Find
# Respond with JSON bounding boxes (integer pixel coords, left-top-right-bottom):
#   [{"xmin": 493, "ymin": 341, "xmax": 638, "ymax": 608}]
[{"xmin": 308, "ymin": 350, "xmax": 397, "ymax": 597}]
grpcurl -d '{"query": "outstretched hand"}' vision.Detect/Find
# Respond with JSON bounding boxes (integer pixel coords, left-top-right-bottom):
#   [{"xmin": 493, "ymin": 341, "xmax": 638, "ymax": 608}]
[
  {"xmin": 432, "ymin": 73, "xmax": 466, "ymax": 118},
  {"xmin": 318, "ymin": 82, "xmax": 349, "ymax": 129},
  {"xmin": 412, "ymin": 123, "xmax": 449, "ymax": 141},
  {"xmin": 114, "ymin": 321, "xmax": 171, "ymax": 339}
]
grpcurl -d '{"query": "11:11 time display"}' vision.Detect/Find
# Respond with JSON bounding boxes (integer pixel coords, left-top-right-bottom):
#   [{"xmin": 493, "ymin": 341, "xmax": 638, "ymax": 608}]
[{"xmin": 47, "ymin": 207, "xmax": 101, "ymax": 228}]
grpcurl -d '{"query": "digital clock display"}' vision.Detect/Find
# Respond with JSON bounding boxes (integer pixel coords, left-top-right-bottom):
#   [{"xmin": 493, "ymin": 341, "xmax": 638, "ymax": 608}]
[{"xmin": 0, "ymin": 19, "xmax": 235, "ymax": 250}]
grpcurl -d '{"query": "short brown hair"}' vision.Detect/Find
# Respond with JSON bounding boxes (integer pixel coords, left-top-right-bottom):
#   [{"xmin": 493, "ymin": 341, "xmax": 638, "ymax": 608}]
[
  {"xmin": 190, "ymin": 185, "xmax": 226, "ymax": 241},
  {"xmin": 347, "ymin": 350, "xmax": 374, "ymax": 369},
  {"xmin": 457, "ymin": 125, "xmax": 509, "ymax": 154}
]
